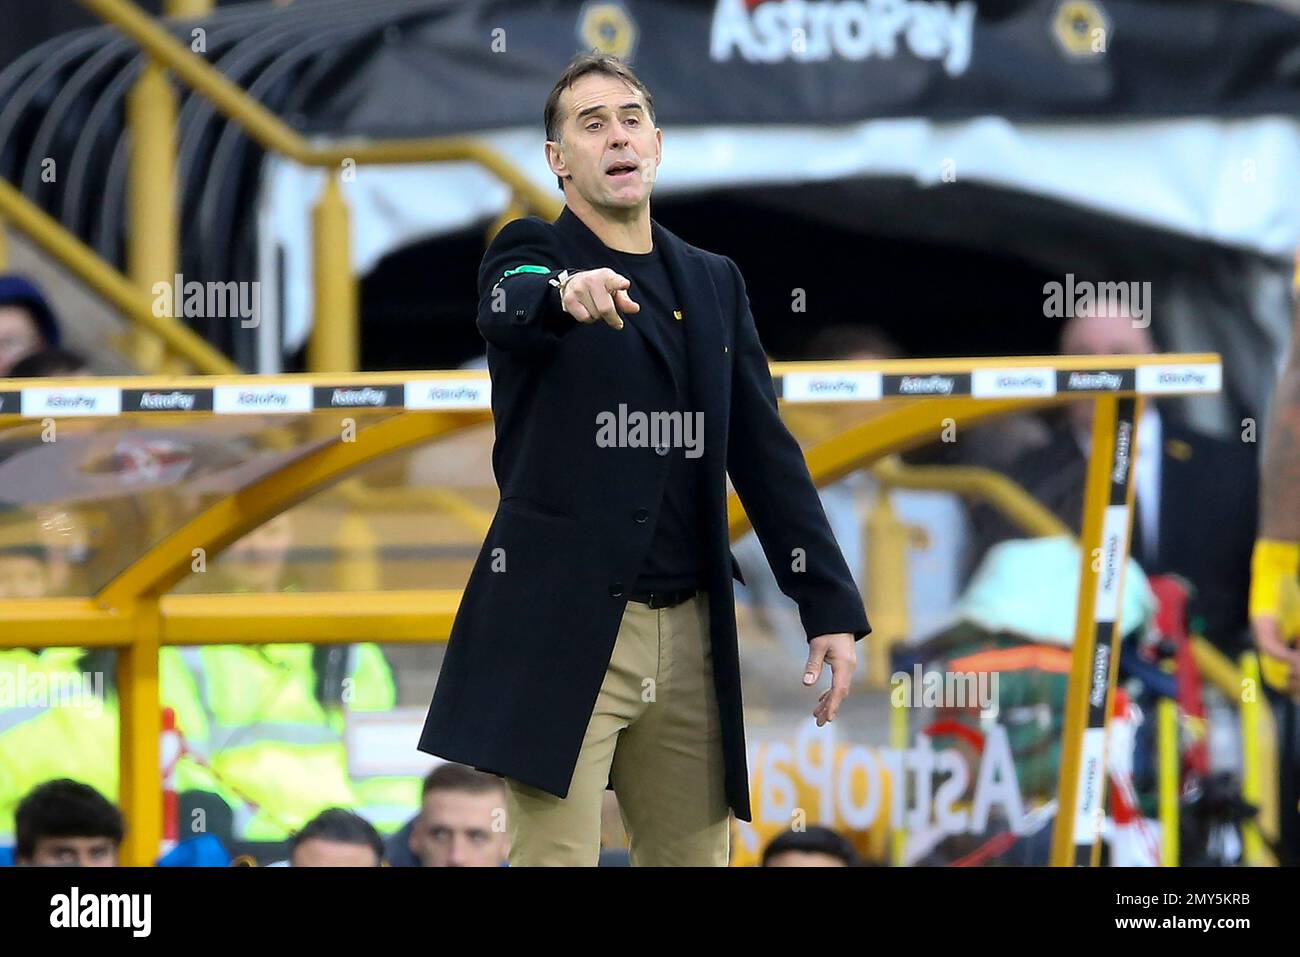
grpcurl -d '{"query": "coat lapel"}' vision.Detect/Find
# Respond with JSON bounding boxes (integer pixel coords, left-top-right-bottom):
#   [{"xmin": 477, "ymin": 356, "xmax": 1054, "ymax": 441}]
[{"xmin": 653, "ymin": 218, "xmax": 729, "ymax": 463}]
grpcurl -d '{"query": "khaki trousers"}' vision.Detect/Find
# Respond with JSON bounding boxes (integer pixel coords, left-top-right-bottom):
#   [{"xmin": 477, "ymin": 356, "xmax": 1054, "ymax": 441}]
[{"xmin": 504, "ymin": 592, "xmax": 731, "ymax": 866}]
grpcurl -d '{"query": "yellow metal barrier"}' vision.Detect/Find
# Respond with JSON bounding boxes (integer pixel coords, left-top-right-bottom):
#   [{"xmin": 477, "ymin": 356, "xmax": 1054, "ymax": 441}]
[
  {"xmin": 0, "ymin": 356, "xmax": 1227, "ymax": 864},
  {"xmin": 0, "ymin": 180, "xmax": 236, "ymax": 373},
  {"xmin": 1050, "ymin": 395, "xmax": 1146, "ymax": 866},
  {"xmin": 1157, "ymin": 659, "xmax": 1179, "ymax": 866},
  {"xmin": 77, "ymin": 0, "xmax": 564, "ymax": 373},
  {"xmin": 163, "ymin": 0, "xmax": 211, "ymax": 17},
  {"xmin": 125, "ymin": 61, "xmax": 181, "ymax": 372},
  {"xmin": 873, "ymin": 457, "xmax": 1071, "ymax": 538},
  {"xmin": 862, "ymin": 457, "xmax": 1072, "ymax": 685},
  {"xmin": 1180, "ymin": 638, "xmax": 1278, "ymax": 866}
]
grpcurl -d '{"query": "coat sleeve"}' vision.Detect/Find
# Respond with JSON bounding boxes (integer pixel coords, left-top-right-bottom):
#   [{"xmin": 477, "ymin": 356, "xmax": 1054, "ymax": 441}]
[
  {"xmin": 723, "ymin": 256, "xmax": 871, "ymax": 643},
  {"xmin": 476, "ymin": 217, "xmax": 576, "ymax": 353}
]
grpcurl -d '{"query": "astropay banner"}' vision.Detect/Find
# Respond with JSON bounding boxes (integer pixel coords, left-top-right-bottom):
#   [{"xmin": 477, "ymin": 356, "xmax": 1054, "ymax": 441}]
[{"xmin": 299, "ymin": 0, "xmax": 1300, "ymax": 138}]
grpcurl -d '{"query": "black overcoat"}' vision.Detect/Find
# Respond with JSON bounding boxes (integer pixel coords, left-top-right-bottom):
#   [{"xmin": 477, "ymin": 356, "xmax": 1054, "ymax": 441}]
[{"xmin": 418, "ymin": 205, "xmax": 870, "ymax": 821}]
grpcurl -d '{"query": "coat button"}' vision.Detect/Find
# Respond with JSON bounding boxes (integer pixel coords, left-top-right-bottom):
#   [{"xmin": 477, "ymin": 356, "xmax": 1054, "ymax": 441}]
[
  {"xmin": 654, "ymin": 444, "xmax": 669, "ymax": 456},
  {"xmin": 609, "ymin": 582, "xmax": 625, "ymax": 598},
  {"xmin": 633, "ymin": 508, "xmax": 649, "ymax": 523}
]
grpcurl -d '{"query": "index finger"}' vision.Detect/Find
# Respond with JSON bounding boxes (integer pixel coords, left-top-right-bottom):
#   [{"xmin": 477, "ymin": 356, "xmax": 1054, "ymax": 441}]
[{"xmin": 593, "ymin": 287, "xmax": 624, "ymax": 330}]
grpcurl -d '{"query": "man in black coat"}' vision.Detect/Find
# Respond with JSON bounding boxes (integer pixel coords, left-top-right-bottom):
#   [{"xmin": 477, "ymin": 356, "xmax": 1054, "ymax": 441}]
[{"xmin": 417, "ymin": 53, "xmax": 870, "ymax": 866}]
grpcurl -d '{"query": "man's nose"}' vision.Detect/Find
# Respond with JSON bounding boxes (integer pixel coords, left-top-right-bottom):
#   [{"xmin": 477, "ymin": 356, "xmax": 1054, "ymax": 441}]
[{"xmin": 447, "ymin": 835, "xmax": 468, "ymax": 865}]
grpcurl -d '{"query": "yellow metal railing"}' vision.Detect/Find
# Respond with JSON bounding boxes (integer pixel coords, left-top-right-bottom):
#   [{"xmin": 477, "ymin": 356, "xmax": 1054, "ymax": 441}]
[
  {"xmin": 861, "ymin": 457, "xmax": 1071, "ymax": 686},
  {"xmin": 0, "ymin": 0, "xmax": 559, "ymax": 375},
  {"xmin": 0, "ymin": 179, "xmax": 237, "ymax": 374},
  {"xmin": 0, "ymin": 356, "xmax": 1232, "ymax": 866},
  {"xmin": 77, "ymin": 0, "xmax": 562, "ymax": 372}
]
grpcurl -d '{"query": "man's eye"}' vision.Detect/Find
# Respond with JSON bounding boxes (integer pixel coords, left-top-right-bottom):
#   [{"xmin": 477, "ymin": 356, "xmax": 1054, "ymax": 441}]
[
  {"xmin": 586, "ymin": 122, "xmax": 601, "ymax": 131},
  {"xmin": 625, "ymin": 118, "xmax": 639, "ymax": 126}
]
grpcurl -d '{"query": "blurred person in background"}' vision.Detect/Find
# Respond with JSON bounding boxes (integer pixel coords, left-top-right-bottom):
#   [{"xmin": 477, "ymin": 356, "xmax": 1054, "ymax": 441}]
[
  {"xmin": 0, "ymin": 519, "xmax": 117, "ymax": 845},
  {"xmin": 970, "ymin": 304, "xmax": 1257, "ymax": 658},
  {"xmin": 157, "ymin": 512, "xmax": 416, "ymax": 848},
  {"xmin": 0, "ymin": 275, "xmax": 62, "ymax": 377},
  {"xmin": 13, "ymin": 779, "xmax": 122, "ymax": 867},
  {"xmin": 761, "ymin": 825, "xmax": 860, "ymax": 867},
  {"xmin": 387, "ymin": 763, "xmax": 509, "ymax": 867},
  {"xmin": 7, "ymin": 347, "xmax": 89, "ymax": 378},
  {"xmin": 0, "ymin": 542, "xmax": 49, "ymax": 599},
  {"xmin": 1251, "ymin": 272, "xmax": 1300, "ymax": 862},
  {"xmin": 286, "ymin": 808, "xmax": 383, "ymax": 867}
]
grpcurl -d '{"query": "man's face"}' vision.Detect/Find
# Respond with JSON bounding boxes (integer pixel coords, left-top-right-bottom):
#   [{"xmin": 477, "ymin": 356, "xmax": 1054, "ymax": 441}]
[
  {"xmin": 1061, "ymin": 310, "xmax": 1154, "ymax": 431},
  {"xmin": 0, "ymin": 555, "xmax": 49, "ymax": 598},
  {"xmin": 409, "ymin": 789, "xmax": 509, "ymax": 867},
  {"xmin": 22, "ymin": 836, "xmax": 119, "ymax": 867},
  {"xmin": 1061, "ymin": 310, "xmax": 1154, "ymax": 358},
  {"xmin": 764, "ymin": 850, "xmax": 849, "ymax": 867},
  {"xmin": 223, "ymin": 511, "xmax": 293, "ymax": 591},
  {"xmin": 290, "ymin": 838, "xmax": 381, "ymax": 867},
  {"xmin": 0, "ymin": 306, "xmax": 44, "ymax": 376},
  {"xmin": 547, "ymin": 73, "xmax": 662, "ymax": 214}
]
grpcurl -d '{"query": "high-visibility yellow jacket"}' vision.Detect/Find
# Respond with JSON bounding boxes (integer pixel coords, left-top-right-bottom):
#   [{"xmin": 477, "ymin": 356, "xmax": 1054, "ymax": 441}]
[{"xmin": 1, "ymin": 644, "xmax": 419, "ymax": 844}]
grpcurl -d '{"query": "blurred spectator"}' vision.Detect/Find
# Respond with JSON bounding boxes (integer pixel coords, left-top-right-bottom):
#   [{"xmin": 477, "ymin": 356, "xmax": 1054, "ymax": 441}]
[
  {"xmin": 287, "ymin": 808, "xmax": 383, "ymax": 867},
  {"xmin": 0, "ymin": 543, "xmax": 49, "ymax": 599},
  {"xmin": 14, "ymin": 779, "xmax": 123, "ymax": 867},
  {"xmin": 387, "ymin": 763, "xmax": 509, "ymax": 867},
  {"xmin": 761, "ymin": 825, "xmax": 860, "ymax": 867},
  {"xmin": 0, "ymin": 275, "xmax": 61, "ymax": 376},
  {"xmin": 8, "ymin": 347, "xmax": 88, "ymax": 378},
  {"xmin": 156, "ymin": 511, "xmax": 414, "ymax": 844},
  {"xmin": 803, "ymin": 324, "xmax": 901, "ymax": 361},
  {"xmin": 970, "ymin": 306, "xmax": 1258, "ymax": 654}
]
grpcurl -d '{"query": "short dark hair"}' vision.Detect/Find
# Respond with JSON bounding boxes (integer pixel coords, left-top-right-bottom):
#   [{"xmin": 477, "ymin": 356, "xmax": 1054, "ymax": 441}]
[
  {"xmin": 8, "ymin": 348, "xmax": 88, "ymax": 378},
  {"xmin": 421, "ymin": 762, "xmax": 505, "ymax": 799},
  {"xmin": 544, "ymin": 51, "xmax": 655, "ymax": 192},
  {"xmin": 761, "ymin": 825, "xmax": 860, "ymax": 867},
  {"xmin": 15, "ymin": 779, "xmax": 125, "ymax": 861},
  {"xmin": 805, "ymin": 324, "xmax": 903, "ymax": 361},
  {"xmin": 288, "ymin": 808, "xmax": 383, "ymax": 860}
]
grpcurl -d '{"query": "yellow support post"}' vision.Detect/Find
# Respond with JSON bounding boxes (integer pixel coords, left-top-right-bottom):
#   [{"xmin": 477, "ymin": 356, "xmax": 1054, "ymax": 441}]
[
  {"xmin": 164, "ymin": 0, "xmax": 212, "ymax": 16},
  {"xmin": 0, "ymin": 180, "xmax": 237, "ymax": 373},
  {"xmin": 125, "ymin": 61, "xmax": 180, "ymax": 373},
  {"xmin": 890, "ymin": 674, "xmax": 909, "ymax": 866},
  {"xmin": 334, "ymin": 513, "xmax": 380, "ymax": 592},
  {"xmin": 1240, "ymin": 651, "xmax": 1264, "ymax": 864},
  {"xmin": 864, "ymin": 486, "xmax": 909, "ymax": 688},
  {"xmin": 309, "ymin": 174, "xmax": 358, "ymax": 372},
  {"xmin": 1050, "ymin": 395, "xmax": 1143, "ymax": 865},
  {"xmin": 117, "ymin": 598, "xmax": 163, "ymax": 867},
  {"xmin": 1157, "ymin": 660, "xmax": 1180, "ymax": 866}
]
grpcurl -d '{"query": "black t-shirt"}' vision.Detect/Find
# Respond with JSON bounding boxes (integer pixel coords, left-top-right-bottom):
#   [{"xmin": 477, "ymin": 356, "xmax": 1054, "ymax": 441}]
[{"xmin": 609, "ymin": 244, "xmax": 702, "ymax": 592}]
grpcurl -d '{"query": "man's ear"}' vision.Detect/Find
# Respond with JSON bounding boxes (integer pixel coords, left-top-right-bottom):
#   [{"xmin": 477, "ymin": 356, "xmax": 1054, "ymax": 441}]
[
  {"xmin": 408, "ymin": 821, "xmax": 421, "ymax": 855},
  {"xmin": 546, "ymin": 139, "xmax": 568, "ymax": 181}
]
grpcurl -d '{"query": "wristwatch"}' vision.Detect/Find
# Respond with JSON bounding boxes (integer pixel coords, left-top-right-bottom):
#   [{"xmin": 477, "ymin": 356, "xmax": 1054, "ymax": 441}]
[{"xmin": 549, "ymin": 269, "xmax": 579, "ymax": 309}]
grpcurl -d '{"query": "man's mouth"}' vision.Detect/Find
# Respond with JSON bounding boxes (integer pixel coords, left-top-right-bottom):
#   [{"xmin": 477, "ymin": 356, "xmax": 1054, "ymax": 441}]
[{"xmin": 606, "ymin": 161, "xmax": 639, "ymax": 178}]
